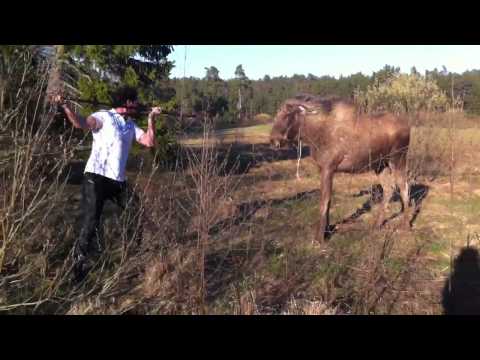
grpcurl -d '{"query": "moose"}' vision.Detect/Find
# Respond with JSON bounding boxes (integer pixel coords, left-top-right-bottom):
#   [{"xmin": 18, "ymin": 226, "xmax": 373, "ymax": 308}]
[{"xmin": 270, "ymin": 94, "xmax": 412, "ymax": 244}]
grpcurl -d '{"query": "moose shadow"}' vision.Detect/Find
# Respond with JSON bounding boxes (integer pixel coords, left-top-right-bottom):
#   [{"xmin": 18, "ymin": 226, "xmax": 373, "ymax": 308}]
[
  {"xmin": 208, "ymin": 190, "xmax": 320, "ymax": 236},
  {"xmin": 442, "ymin": 246, "xmax": 480, "ymax": 315},
  {"xmin": 341, "ymin": 183, "xmax": 429, "ymax": 224},
  {"xmin": 206, "ymin": 182, "xmax": 429, "ymax": 241},
  {"xmin": 177, "ymin": 142, "xmax": 310, "ymax": 176},
  {"xmin": 327, "ymin": 182, "xmax": 429, "ymax": 238},
  {"xmin": 62, "ymin": 142, "xmax": 310, "ymax": 182}
]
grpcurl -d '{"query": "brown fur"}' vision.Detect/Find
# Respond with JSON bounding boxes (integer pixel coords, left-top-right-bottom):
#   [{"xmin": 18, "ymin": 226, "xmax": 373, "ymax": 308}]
[{"xmin": 270, "ymin": 96, "xmax": 412, "ymax": 243}]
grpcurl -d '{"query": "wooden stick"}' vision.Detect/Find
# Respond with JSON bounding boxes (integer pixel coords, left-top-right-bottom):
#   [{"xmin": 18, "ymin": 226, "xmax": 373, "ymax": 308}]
[{"xmin": 56, "ymin": 98, "xmax": 196, "ymax": 118}]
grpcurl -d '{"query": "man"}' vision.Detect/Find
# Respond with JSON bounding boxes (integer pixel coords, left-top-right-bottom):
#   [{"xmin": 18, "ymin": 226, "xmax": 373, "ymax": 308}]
[{"xmin": 53, "ymin": 86, "xmax": 161, "ymax": 282}]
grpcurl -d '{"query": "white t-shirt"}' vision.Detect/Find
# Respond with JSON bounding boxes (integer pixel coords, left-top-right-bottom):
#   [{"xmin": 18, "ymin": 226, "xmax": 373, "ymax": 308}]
[{"xmin": 84, "ymin": 109, "xmax": 145, "ymax": 182}]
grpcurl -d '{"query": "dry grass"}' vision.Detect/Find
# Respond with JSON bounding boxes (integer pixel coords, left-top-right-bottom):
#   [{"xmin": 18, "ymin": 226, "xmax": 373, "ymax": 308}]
[
  {"xmin": 3, "ymin": 61, "xmax": 480, "ymax": 315},
  {"xmin": 179, "ymin": 124, "xmax": 272, "ymax": 147}
]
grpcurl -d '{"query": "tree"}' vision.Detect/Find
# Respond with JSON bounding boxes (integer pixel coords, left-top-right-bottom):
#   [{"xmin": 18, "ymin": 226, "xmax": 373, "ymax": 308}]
[
  {"xmin": 0, "ymin": 45, "xmax": 77, "ymax": 134},
  {"xmin": 74, "ymin": 46, "xmax": 173, "ymax": 105},
  {"xmin": 41, "ymin": 45, "xmax": 175, "ymax": 120},
  {"xmin": 235, "ymin": 64, "xmax": 247, "ymax": 81},
  {"xmin": 313, "ymin": 75, "xmax": 339, "ymax": 96},
  {"xmin": 199, "ymin": 66, "xmax": 228, "ymax": 118},
  {"xmin": 229, "ymin": 64, "xmax": 253, "ymax": 122},
  {"xmin": 458, "ymin": 70, "xmax": 480, "ymax": 113},
  {"xmin": 40, "ymin": 45, "xmax": 179, "ymax": 163},
  {"xmin": 372, "ymin": 65, "xmax": 401, "ymax": 87},
  {"xmin": 204, "ymin": 66, "xmax": 220, "ymax": 81},
  {"xmin": 0, "ymin": 46, "xmax": 46, "ymax": 126}
]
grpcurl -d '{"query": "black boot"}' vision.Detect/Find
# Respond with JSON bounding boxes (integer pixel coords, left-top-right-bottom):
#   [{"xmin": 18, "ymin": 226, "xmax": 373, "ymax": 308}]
[{"xmin": 71, "ymin": 241, "xmax": 90, "ymax": 284}]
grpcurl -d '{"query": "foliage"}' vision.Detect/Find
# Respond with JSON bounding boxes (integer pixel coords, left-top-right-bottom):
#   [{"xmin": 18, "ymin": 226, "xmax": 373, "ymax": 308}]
[
  {"xmin": 355, "ymin": 71, "xmax": 449, "ymax": 114},
  {"xmin": 43, "ymin": 45, "xmax": 178, "ymax": 161}
]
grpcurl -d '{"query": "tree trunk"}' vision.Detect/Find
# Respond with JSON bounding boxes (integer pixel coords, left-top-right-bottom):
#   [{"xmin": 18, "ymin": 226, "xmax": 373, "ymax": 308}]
[
  {"xmin": 45, "ymin": 45, "xmax": 65, "ymax": 103},
  {"xmin": 43, "ymin": 45, "xmax": 66, "ymax": 130},
  {"xmin": 237, "ymin": 88, "xmax": 242, "ymax": 121}
]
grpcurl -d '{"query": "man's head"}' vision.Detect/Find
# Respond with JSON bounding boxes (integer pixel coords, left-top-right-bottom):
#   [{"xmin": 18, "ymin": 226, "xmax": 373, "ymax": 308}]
[{"xmin": 111, "ymin": 86, "xmax": 139, "ymax": 116}]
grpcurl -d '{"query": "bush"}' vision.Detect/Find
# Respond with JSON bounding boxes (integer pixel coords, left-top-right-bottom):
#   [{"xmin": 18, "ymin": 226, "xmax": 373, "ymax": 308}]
[
  {"xmin": 355, "ymin": 73, "xmax": 449, "ymax": 114},
  {"xmin": 254, "ymin": 113, "xmax": 273, "ymax": 123}
]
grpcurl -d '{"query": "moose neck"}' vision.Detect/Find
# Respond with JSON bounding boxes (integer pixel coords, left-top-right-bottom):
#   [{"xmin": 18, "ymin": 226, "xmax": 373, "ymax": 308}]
[{"xmin": 297, "ymin": 113, "xmax": 327, "ymax": 146}]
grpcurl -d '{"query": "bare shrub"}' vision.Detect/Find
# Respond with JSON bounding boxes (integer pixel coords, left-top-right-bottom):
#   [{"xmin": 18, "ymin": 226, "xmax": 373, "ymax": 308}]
[
  {"xmin": 0, "ymin": 56, "xmax": 156, "ymax": 314},
  {"xmin": 283, "ymin": 298, "xmax": 337, "ymax": 315},
  {"xmin": 0, "ymin": 58, "xmax": 79, "ymax": 313},
  {"xmin": 406, "ymin": 111, "xmax": 478, "ymax": 182},
  {"xmin": 180, "ymin": 120, "xmax": 243, "ymax": 312}
]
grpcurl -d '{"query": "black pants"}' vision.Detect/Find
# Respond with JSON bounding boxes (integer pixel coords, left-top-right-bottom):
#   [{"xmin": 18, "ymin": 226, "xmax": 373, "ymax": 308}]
[{"xmin": 75, "ymin": 172, "xmax": 143, "ymax": 264}]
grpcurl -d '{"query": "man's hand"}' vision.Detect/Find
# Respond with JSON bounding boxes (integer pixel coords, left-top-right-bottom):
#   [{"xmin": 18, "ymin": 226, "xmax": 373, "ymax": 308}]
[
  {"xmin": 50, "ymin": 95, "xmax": 99, "ymax": 131},
  {"xmin": 50, "ymin": 94, "xmax": 66, "ymax": 106},
  {"xmin": 148, "ymin": 106, "xmax": 162, "ymax": 119}
]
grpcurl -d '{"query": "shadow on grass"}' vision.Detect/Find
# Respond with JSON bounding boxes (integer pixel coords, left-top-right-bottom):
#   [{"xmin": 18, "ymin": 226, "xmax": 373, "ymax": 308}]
[
  {"xmin": 178, "ymin": 142, "xmax": 310, "ymax": 176},
  {"xmin": 207, "ymin": 182, "xmax": 430, "ymax": 242}
]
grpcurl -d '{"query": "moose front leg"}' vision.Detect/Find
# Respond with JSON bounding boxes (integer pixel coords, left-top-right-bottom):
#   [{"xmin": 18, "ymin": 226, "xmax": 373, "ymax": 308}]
[
  {"xmin": 315, "ymin": 169, "xmax": 334, "ymax": 244},
  {"xmin": 392, "ymin": 156, "xmax": 412, "ymax": 230},
  {"xmin": 396, "ymin": 168, "xmax": 412, "ymax": 230}
]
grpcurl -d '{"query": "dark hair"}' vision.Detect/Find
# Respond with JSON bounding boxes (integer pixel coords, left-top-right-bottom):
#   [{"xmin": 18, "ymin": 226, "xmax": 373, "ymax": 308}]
[{"xmin": 111, "ymin": 86, "xmax": 138, "ymax": 107}]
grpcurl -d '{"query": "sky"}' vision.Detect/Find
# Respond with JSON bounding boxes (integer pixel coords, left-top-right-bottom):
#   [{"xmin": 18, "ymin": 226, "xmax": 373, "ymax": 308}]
[{"xmin": 167, "ymin": 45, "xmax": 480, "ymax": 80}]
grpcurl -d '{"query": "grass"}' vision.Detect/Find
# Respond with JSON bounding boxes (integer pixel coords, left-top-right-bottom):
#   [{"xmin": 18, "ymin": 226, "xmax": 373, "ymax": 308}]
[
  {"xmin": 181, "ymin": 120, "xmax": 480, "ymax": 314},
  {"xmin": 158, "ymin": 118, "xmax": 480, "ymax": 313},
  {"xmin": 5, "ymin": 109, "xmax": 480, "ymax": 314}
]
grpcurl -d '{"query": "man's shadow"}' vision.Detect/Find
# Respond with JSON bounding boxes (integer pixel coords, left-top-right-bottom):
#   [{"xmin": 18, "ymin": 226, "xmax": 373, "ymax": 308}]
[{"xmin": 442, "ymin": 246, "xmax": 480, "ymax": 315}]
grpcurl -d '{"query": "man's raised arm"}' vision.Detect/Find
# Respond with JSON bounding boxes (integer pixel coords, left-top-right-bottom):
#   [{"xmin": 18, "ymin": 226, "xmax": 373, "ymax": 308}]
[
  {"xmin": 137, "ymin": 107, "xmax": 162, "ymax": 148},
  {"xmin": 53, "ymin": 95, "xmax": 101, "ymax": 131}
]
